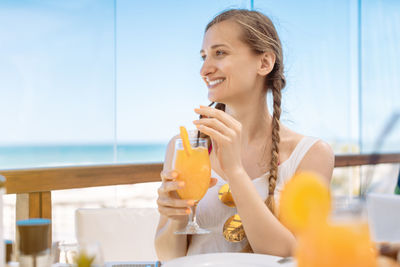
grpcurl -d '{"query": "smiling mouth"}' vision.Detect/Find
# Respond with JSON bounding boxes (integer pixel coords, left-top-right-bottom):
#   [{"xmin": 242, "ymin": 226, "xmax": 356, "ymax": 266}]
[{"xmin": 207, "ymin": 78, "xmax": 225, "ymax": 89}]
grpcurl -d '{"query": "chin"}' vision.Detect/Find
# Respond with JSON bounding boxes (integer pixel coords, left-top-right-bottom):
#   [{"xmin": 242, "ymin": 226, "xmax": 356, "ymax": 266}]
[
  {"xmin": 208, "ymin": 91, "xmax": 225, "ymax": 103},
  {"xmin": 208, "ymin": 94, "xmax": 231, "ymax": 106}
]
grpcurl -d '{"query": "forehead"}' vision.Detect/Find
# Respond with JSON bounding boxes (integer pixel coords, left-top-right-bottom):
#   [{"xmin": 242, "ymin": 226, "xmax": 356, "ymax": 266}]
[{"xmin": 201, "ymin": 20, "xmax": 247, "ymax": 51}]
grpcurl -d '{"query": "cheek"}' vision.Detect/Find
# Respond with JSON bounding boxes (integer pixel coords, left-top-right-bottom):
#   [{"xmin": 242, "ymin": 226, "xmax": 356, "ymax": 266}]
[{"xmin": 230, "ymin": 64, "xmax": 257, "ymax": 89}]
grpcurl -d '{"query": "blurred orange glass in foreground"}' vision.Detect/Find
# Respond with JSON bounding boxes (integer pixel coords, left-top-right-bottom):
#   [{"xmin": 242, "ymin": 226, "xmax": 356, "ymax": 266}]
[{"xmin": 280, "ymin": 172, "xmax": 377, "ymax": 267}]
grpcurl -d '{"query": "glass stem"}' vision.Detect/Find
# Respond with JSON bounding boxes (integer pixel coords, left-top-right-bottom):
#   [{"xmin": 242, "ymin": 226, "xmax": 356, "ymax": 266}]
[{"xmin": 190, "ymin": 202, "xmax": 198, "ymax": 224}]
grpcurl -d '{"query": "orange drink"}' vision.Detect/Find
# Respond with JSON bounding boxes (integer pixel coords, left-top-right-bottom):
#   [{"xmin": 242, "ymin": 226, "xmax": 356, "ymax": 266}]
[
  {"xmin": 296, "ymin": 220, "xmax": 377, "ymax": 267},
  {"xmin": 312, "ymin": 198, "xmax": 377, "ymax": 267},
  {"xmin": 174, "ymin": 126, "xmax": 211, "ymax": 235},
  {"xmin": 174, "ymin": 145, "xmax": 211, "ymax": 201},
  {"xmin": 280, "ymin": 172, "xmax": 377, "ymax": 267}
]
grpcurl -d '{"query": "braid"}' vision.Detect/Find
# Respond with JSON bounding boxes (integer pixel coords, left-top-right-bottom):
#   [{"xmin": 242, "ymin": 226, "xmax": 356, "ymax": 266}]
[{"xmin": 265, "ymin": 74, "xmax": 284, "ymax": 216}]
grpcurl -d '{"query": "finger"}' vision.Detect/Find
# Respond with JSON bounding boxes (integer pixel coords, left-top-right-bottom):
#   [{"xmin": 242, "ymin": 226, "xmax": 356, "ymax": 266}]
[
  {"xmin": 193, "ymin": 118, "xmax": 235, "ymax": 138},
  {"xmin": 194, "ymin": 106, "xmax": 241, "ymax": 132},
  {"xmin": 195, "ymin": 124, "xmax": 230, "ymax": 144},
  {"xmin": 160, "ymin": 170, "xmax": 178, "ymax": 182},
  {"xmin": 160, "ymin": 170, "xmax": 178, "ymax": 180},
  {"xmin": 209, "ymin": 177, "xmax": 218, "ymax": 188},
  {"xmin": 158, "ymin": 180, "xmax": 185, "ymax": 195},
  {"xmin": 157, "ymin": 196, "xmax": 195, "ymax": 208},
  {"xmin": 158, "ymin": 206, "xmax": 191, "ymax": 217},
  {"xmin": 169, "ymin": 215, "xmax": 190, "ymax": 221}
]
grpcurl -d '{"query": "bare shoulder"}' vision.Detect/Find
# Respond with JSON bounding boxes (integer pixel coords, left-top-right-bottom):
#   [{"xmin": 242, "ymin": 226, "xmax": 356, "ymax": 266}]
[
  {"xmin": 297, "ymin": 139, "xmax": 335, "ymax": 184},
  {"xmin": 279, "ymin": 125, "xmax": 304, "ymax": 159},
  {"xmin": 280, "ymin": 125, "xmax": 334, "ymax": 183}
]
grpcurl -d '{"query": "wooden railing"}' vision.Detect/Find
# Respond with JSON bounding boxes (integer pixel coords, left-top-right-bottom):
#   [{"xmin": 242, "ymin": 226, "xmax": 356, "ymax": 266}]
[
  {"xmin": 4, "ymin": 163, "xmax": 163, "ymax": 194},
  {"xmin": 0, "ymin": 153, "xmax": 399, "ymax": 240}
]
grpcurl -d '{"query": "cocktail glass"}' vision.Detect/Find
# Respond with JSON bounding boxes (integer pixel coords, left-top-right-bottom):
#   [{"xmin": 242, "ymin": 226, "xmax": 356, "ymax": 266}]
[{"xmin": 173, "ymin": 138, "xmax": 211, "ymax": 235}]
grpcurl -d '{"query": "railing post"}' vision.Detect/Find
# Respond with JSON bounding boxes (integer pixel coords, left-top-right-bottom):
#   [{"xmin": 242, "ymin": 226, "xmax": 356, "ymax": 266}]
[
  {"xmin": 16, "ymin": 192, "xmax": 52, "ymax": 244},
  {"xmin": 41, "ymin": 191, "xmax": 52, "ymax": 245},
  {"xmin": 41, "ymin": 191, "xmax": 52, "ymax": 220},
  {"xmin": 28, "ymin": 192, "xmax": 41, "ymax": 218}
]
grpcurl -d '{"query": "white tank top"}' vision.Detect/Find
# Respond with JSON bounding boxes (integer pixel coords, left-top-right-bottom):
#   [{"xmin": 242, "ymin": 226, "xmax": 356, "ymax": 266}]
[{"xmin": 186, "ymin": 136, "xmax": 319, "ymax": 255}]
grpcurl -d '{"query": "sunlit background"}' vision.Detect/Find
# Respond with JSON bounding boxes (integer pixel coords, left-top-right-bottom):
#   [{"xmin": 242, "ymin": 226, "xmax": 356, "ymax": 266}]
[{"xmin": 0, "ymin": 0, "xmax": 399, "ymax": 242}]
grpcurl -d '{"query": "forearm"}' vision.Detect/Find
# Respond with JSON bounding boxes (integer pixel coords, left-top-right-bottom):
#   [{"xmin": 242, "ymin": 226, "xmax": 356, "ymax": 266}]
[
  {"xmin": 228, "ymin": 168, "xmax": 296, "ymax": 256},
  {"xmin": 154, "ymin": 216, "xmax": 188, "ymax": 261}
]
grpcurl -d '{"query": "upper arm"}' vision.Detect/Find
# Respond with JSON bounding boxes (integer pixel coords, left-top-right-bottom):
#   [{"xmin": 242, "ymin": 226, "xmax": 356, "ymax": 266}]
[
  {"xmin": 296, "ymin": 140, "xmax": 335, "ymax": 185},
  {"xmin": 156, "ymin": 135, "xmax": 179, "ymax": 232}
]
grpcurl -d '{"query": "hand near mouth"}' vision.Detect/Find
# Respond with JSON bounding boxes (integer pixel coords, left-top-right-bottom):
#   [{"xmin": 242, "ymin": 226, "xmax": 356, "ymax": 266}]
[{"xmin": 193, "ymin": 105, "xmax": 244, "ymax": 179}]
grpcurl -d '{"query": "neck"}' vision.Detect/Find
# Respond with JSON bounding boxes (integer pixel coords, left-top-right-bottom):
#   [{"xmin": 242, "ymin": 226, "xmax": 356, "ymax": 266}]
[{"xmin": 224, "ymin": 92, "xmax": 272, "ymax": 146}]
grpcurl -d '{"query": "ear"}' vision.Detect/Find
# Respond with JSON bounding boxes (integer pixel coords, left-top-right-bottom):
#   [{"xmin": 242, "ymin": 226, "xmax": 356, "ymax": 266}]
[{"xmin": 257, "ymin": 52, "xmax": 276, "ymax": 76}]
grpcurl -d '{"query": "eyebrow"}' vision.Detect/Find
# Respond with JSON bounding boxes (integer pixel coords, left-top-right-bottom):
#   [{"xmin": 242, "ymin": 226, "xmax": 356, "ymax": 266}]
[{"xmin": 200, "ymin": 44, "xmax": 230, "ymax": 54}]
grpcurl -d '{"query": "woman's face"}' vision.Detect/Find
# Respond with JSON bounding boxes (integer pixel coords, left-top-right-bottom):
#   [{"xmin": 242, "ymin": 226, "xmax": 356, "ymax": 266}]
[{"xmin": 200, "ymin": 20, "xmax": 263, "ymax": 104}]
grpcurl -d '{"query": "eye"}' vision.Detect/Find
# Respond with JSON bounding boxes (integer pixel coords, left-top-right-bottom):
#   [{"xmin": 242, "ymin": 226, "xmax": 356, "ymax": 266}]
[
  {"xmin": 201, "ymin": 54, "xmax": 206, "ymax": 61},
  {"xmin": 216, "ymin": 50, "xmax": 226, "ymax": 56}
]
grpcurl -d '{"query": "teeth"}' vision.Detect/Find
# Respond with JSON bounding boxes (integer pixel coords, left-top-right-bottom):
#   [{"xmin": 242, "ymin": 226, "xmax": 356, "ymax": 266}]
[{"xmin": 209, "ymin": 79, "xmax": 224, "ymax": 86}]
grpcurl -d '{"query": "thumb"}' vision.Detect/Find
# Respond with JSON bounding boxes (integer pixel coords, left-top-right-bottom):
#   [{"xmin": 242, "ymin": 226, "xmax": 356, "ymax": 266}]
[{"xmin": 209, "ymin": 177, "xmax": 218, "ymax": 188}]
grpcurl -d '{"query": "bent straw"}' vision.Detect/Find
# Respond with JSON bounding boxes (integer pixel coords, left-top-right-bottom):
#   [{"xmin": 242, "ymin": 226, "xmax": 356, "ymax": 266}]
[{"xmin": 179, "ymin": 126, "xmax": 193, "ymax": 156}]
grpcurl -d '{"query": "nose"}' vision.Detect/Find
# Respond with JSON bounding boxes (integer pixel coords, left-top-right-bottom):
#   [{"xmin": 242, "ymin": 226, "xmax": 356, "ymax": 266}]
[{"xmin": 200, "ymin": 57, "xmax": 216, "ymax": 78}]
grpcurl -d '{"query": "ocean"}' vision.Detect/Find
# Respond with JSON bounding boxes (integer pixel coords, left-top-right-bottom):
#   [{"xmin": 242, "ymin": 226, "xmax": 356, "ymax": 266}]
[{"xmin": 0, "ymin": 143, "xmax": 167, "ymax": 170}]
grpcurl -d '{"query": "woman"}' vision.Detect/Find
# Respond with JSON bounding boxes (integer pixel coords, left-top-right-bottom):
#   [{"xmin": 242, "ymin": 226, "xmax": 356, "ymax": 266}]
[{"xmin": 155, "ymin": 9, "xmax": 334, "ymax": 261}]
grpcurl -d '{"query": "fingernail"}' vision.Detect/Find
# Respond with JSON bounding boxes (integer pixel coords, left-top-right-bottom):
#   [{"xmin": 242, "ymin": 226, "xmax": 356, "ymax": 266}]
[
  {"xmin": 199, "ymin": 105, "xmax": 206, "ymax": 108},
  {"xmin": 186, "ymin": 208, "xmax": 191, "ymax": 214},
  {"xmin": 193, "ymin": 120, "xmax": 199, "ymax": 124},
  {"xmin": 171, "ymin": 171, "xmax": 178, "ymax": 178},
  {"xmin": 187, "ymin": 200, "xmax": 195, "ymax": 206},
  {"xmin": 178, "ymin": 181, "xmax": 185, "ymax": 187}
]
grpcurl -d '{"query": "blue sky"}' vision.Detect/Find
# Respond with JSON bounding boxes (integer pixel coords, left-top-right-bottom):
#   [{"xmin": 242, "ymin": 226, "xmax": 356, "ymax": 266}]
[{"xmin": 0, "ymin": 0, "xmax": 399, "ymax": 152}]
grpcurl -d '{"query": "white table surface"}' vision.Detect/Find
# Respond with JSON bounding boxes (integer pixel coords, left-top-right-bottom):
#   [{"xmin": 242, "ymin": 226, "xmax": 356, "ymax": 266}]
[{"xmin": 162, "ymin": 253, "xmax": 295, "ymax": 267}]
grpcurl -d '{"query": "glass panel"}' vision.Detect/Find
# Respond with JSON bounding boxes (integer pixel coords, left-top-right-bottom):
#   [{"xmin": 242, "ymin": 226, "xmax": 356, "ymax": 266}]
[
  {"xmin": 0, "ymin": 0, "xmax": 116, "ymax": 244},
  {"xmin": 115, "ymin": 0, "xmax": 250, "ymax": 163},
  {"xmin": 254, "ymin": 1, "xmax": 360, "ymax": 196},
  {"xmin": 361, "ymin": 0, "xmax": 400, "ymax": 153},
  {"xmin": 254, "ymin": 0, "xmax": 358, "ymax": 153},
  {"xmin": 0, "ymin": 0, "xmax": 115, "ymax": 169}
]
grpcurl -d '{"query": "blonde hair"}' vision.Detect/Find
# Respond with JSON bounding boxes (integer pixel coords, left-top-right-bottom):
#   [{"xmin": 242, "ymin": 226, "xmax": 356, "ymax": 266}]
[{"xmin": 201, "ymin": 9, "xmax": 286, "ymax": 252}]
